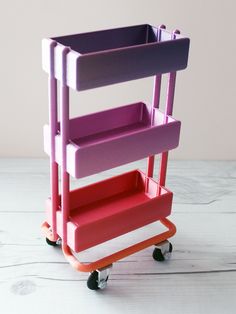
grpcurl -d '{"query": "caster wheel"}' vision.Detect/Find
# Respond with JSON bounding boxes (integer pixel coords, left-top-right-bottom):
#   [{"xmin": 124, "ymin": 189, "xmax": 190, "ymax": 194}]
[
  {"xmin": 87, "ymin": 270, "xmax": 109, "ymax": 290},
  {"xmin": 152, "ymin": 247, "xmax": 165, "ymax": 261},
  {"xmin": 87, "ymin": 271, "xmax": 100, "ymax": 290},
  {"xmin": 46, "ymin": 237, "xmax": 58, "ymax": 246},
  {"xmin": 152, "ymin": 241, "xmax": 173, "ymax": 262}
]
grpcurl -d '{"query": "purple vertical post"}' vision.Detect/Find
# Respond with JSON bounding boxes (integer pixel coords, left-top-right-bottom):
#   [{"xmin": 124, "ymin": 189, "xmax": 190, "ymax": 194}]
[
  {"xmin": 146, "ymin": 25, "xmax": 165, "ymax": 191},
  {"xmin": 60, "ymin": 47, "xmax": 70, "ymax": 245},
  {"xmin": 159, "ymin": 30, "xmax": 180, "ymax": 189},
  {"xmin": 49, "ymin": 40, "xmax": 59, "ymax": 241}
]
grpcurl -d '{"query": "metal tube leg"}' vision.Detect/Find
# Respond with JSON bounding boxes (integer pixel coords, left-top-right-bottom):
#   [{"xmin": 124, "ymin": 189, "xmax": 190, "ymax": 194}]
[
  {"xmin": 146, "ymin": 73, "xmax": 162, "ymax": 191},
  {"xmin": 60, "ymin": 48, "xmax": 70, "ymax": 245},
  {"xmin": 48, "ymin": 41, "xmax": 59, "ymax": 241},
  {"xmin": 146, "ymin": 25, "xmax": 166, "ymax": 190},
  {"xmin": 159, "ymin": 72, "xmax": 177, "ymax": 189},
  {"xmin": 158, "ymin": 30, "xmax": 180, "ymax": 190},
  {"xmin": 50, "ymin": 160, "xmax": 59, "ymax": 240}
]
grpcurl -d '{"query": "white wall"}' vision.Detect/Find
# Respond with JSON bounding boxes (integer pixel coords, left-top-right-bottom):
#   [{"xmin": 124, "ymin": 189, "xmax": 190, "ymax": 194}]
[{"xmin": 0, "ymin": 0, "xmax": 235, "ymax": 159}]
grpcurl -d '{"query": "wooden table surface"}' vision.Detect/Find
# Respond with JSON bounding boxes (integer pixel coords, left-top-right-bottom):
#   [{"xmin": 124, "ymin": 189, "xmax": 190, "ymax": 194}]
[{"xmin": 1, "ymin": 159, "xmax": 236, "ymax": 314}]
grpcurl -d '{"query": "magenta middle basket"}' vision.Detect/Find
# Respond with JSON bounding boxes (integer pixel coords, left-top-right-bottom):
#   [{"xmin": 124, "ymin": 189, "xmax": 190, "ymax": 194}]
[{"xmin": 44, "ymin": 101, "xmax": 181, "ymax": 178}]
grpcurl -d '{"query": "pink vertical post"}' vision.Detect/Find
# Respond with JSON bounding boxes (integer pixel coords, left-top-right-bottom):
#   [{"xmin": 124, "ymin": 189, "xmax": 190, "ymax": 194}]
[
  {"xmin": 146, "ymin": 74, "xmax": 162, "ymax": 177},
  {"xmin": 159, "ymin": 30, "xmax": 180, "ymax": 188},
  {"xmin": 146, "ymin": 25, "xmax": 165, "ymax": 192},
  {"xmin": 60, "ymin": 47, "xmax": 70, "ymax": 245},
  {"xmin": 49, "ymin": 41, "xmax": 59, "ymax": 241}
]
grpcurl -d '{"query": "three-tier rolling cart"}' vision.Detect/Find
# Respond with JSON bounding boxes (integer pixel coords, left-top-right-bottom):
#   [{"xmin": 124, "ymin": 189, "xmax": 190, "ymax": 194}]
[{"xmin": 41, "ymin": 24, "xmax": 190, "ymax": 290}]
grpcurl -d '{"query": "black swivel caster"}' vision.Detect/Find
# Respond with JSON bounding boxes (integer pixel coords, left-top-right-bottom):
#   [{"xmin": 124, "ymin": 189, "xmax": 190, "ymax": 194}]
[
  {"xmin": 46, "ymin": 237, "xmax": 57, "ymax": 246},
  {"xmin": 87, "ymin": 265, "xmax": 112, "ymax": 290},
  {"xmin": 152, "ymin": 241, "xmax": 173, "ymax": 262},
  {"xmin": 46, "ymin": 237, "xmax": 61, "ymax": 246}
]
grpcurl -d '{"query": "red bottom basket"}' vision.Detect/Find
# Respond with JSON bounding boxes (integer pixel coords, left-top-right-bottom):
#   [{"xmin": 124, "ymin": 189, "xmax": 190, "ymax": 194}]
[{"xmin": 46, "ymin": 169, "xmax": 173, "ymax": 252}]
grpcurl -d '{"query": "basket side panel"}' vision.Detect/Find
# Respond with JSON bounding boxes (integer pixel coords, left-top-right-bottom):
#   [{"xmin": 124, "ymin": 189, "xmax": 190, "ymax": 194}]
[{"xmin": 76, "ymin": 38, "xmax": 190, "ymax": 90}]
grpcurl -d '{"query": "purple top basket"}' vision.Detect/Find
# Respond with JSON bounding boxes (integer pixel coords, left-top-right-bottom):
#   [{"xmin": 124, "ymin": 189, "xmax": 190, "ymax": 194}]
[{"xmin": 42, "ymin": 24, "xmax": 190, "ymax": 91}]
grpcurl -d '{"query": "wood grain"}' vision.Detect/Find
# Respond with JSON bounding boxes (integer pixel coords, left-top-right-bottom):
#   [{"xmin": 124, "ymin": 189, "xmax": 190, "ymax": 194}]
[{"xmin": 0, "ymin": 159, "xmax": 236, "ymax": 314}]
